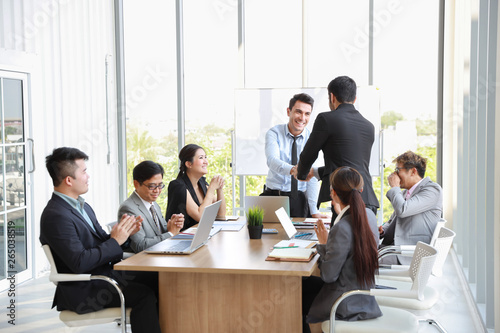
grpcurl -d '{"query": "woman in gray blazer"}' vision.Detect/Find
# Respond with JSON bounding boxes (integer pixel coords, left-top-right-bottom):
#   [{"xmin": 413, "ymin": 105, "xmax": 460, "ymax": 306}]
[{"xmin": 302, "ymin": 167, "xmax": 382, "ymax": 333}]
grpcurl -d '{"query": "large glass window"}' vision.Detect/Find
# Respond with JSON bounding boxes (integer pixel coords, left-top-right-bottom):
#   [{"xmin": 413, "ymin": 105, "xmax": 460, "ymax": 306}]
[
  {"xmin": 373, "ymin": 0, "xmax": 440, "ymax": 221},
  {"xmin": 122, "ymin": 0, "xmax": 441, "ymax": 219},
  {"xmin": 123, "ymin": 0, "xmax": 178, "ymax": 209},
  {"xmin": 306, "ymin": 0, "xmax": 370, "ymax": 87},
  {"xmin": 183, "ymin": 0, "xmax": 238, "ymax": 212}
]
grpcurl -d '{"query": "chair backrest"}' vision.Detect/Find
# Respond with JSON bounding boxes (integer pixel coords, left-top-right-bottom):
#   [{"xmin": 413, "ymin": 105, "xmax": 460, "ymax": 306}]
[
  {"xmin": 431, "ymin": 227, "xmax": 456, "ymax": 277},
  {"xmin": 42, "ymin": 244, "xmax": 59, "ymax": 286},
  {"xmin": 408, "ymin": 242, "xmax": 437, "ymax": 300},
  {"xmin": 429, "ymin": 218, "xmax": 446, "ymax": 247}
]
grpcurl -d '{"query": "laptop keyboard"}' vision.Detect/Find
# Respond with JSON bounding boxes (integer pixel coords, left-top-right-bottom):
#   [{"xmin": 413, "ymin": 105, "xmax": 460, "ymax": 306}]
[
  {"xmin": 168, "ymin": 240, "xmax": 192, "ymax": 251},
  {"xmin": 294, "ymin": 233, "xmax": 315, "ymax": 240}
]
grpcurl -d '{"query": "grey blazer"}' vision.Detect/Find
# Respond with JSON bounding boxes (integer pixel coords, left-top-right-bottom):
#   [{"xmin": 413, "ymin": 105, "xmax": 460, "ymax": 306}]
[
  {"xmin": 117, "ymin": 192, "xmax": 171, "ymax": 253},
  {"xmin": 307, "ymin": 209, "xmax": 382, "ymax": 323},
  {"xmin": 383, "ymin": 177, "xmax": 443, "ymax": 265}
]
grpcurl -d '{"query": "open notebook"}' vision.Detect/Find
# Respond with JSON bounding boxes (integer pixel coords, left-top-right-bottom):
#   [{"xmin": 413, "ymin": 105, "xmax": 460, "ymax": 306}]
[{"xmin": 145, "ymin": 200, "xmax": 222, "ymax": 254}]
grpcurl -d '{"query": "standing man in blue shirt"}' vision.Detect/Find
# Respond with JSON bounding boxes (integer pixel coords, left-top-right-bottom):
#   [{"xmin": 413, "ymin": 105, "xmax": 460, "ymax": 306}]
[{"xmin": 261, "ymin": 93, "xmax": 328, "ymax": 218}]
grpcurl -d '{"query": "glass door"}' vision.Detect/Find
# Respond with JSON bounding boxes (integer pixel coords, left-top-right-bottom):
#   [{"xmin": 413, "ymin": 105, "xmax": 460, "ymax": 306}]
[{"xmin": 0, "ymin": 71, "xmax": 32, "ymax": 290}]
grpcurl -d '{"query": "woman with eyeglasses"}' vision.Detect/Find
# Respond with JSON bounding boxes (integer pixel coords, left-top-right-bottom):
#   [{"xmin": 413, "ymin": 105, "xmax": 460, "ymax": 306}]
[
  {"xmin": 302, "ymin": 166, "xmax": 381, "ymax": 333},
  {"xmin": 165, "ymin": 144, "xmax": 226, "ymax": 230}
]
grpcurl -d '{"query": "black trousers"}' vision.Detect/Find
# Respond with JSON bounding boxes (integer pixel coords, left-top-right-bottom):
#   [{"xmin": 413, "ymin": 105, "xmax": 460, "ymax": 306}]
[
  {"xmin": 260, "ymin": 186, "xmax": 310, "ymax": 217},
  {"xmin": 106, "ymin": 270, "xmax": 161, "ymax": 333},
  {"xmin": 302, "ymin": 276, "xmax": 324, "ymax": 333}
]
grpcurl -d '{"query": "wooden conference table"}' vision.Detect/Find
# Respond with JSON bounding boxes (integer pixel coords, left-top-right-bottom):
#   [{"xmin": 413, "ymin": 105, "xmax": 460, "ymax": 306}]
[{"xmin": 114, "ymin": 219, "xmax": 319, "ymax": 333}]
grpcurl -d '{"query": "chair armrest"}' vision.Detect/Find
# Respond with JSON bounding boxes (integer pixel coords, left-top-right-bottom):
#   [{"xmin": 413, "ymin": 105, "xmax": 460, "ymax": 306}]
[
  {"xmin": 378, "ymin": 268, "xmax": 411, "ymax": 278},
  {"xmin": 399, "ymin": 245, "xmax": 416, "ymax": 252},
  {"xmin": 328, "ymin": 290, "xmax": 371, "ymax": 333},
  {"xmin": 49, "ymin": 273, "xmax": 91, "ymax": 283},
  {"xmin": 90, "ymin": 275, "xmax": 127, "ymax": 328},
  {"xmin": 379, "ymin": 247, "xmax": 415, "ymax": 260},
  {"xmin": 370, "ymin": 288, "xmax": 417, "ymax": 299},
  {"xmin": 379, "ymin": 264, "xmax": 409, "ymax": 270},
  {"xmin": 378, "ymin": 245, "xmax": 400, "ymax": 257}
]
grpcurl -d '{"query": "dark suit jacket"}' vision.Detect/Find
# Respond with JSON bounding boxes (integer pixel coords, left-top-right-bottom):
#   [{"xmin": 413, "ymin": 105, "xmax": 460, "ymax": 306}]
[
  {"xmin": 165, "ymin": 173, "xmax": 208, "ymax": 230},
  {"xmin": 307, "ymin": 211, "xmax": 382, "ymax": 323},
  {"xmin": 297, "ymin": 103, "xmax": 379, "ymax": 209},
  {"xmin": 39, "ymin": 193, "xmax": 123, "ymax": 313}
]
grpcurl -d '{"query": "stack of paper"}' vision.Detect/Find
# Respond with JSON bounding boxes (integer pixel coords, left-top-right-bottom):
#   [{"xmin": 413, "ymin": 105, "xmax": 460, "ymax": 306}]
[
  {"xmin": 215, "ymin": 215, "xmax": 240, "ymax": 221},
  {"xmin": 273, "ymin": 239, "xmax": 316, "ymax": 249},
  {"xmin": 267, "ymin": 248, "xmax": 316, "ymax": 261},
  {"xmin": 171, "ymin": 226, "xmax": 222, "ymax": 239},
  {"xmin": 213, "ymin": 219, "xmax": 246, "ymax": 231},
  {"xmin": 293, "ymin": 218, "xmax": 331, "ymax": 227}
]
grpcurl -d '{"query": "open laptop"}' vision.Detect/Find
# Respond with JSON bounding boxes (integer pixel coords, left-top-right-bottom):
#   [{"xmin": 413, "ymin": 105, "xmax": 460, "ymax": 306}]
[
  {"xmin": 145, "ymin": 200, "xmax": 222, "ymax": 254},
  {"xmin": 275, "ymin": 207, "xmax": 318, "ymax": 241},
  {"xmin": 244, "ymin": 196, "xmax": 290, "ymax": 223}
]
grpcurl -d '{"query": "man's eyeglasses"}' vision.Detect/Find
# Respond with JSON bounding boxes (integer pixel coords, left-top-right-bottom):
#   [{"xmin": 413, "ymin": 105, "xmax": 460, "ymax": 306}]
[
  {"xmin": 394, "ymin": 166, "xmax": 410, "ymax": 173},
  {"xmin": 142, "ymin": 183, "xmax": 165, "ymax": 191}
]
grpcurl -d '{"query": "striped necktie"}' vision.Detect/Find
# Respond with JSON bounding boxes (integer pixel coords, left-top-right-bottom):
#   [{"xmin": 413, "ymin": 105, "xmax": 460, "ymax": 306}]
[{"xmin": 150, "ymin": 205, "xmax": 162, "ymax": 233}]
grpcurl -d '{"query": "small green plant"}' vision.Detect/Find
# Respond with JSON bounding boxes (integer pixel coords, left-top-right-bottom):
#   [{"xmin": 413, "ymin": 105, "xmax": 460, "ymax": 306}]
[{"xmin": 246, "ymin": 206, "xmax": 264, "ymax": 226}]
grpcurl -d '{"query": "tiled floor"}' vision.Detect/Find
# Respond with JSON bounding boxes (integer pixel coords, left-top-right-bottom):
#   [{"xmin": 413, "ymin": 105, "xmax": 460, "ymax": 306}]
[{"xmin": 0, "ymin": 249, "xmax": 485, "ymax": 333}]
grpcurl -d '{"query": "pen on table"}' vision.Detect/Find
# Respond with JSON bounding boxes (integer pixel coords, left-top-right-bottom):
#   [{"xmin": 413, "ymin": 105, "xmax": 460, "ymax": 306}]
[
  {"xmin": 273, "ymin": 246, "xmax": 299, "ymax": 249},
  {"xmin": 295, "ymin": 232, "xmax": 312, "ymax": 236}
]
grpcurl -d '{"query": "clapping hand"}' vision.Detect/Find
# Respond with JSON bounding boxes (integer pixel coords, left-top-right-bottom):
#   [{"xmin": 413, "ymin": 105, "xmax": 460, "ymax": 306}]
[
  {"xmin": 167, "ymin": 213, "xmax": 184, "ymax": 235},
  {"xmin": 314, "ymin": 219, "xmax": 329, "ymax": 244},
  {"xmin": 210, "ymin": 175, "xmax": 225, "ymax": 191},
  {"xmin": 112, "ymin": 214, "xmax": 143, "ymax": 245}
]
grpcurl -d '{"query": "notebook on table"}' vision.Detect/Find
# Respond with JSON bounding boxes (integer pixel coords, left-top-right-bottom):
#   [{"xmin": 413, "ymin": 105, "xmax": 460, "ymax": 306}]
[
  {"xmin": 244, "ymin": 196, "xmax": 290, "ymax": 223},
  {"xmin": 275, "ymin": 207, "xmax": 318, "ymax": 241},
  {"xmin": 145, "ymin": 200, "xmax": 222, "ymax": 255}
]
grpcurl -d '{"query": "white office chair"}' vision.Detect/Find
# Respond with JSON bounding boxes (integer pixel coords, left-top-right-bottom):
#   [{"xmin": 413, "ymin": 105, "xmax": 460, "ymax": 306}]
[
  {"xmin": 378, "ymin": 226, "xmax": 456, "ymax": 281},
  {"xmin": 378, "ymin": 218, "xmax": 446, "ymax": 269},
  {"xmin": 375, "ymin": 242, "xmax": 447, "ymax": 332},
  {"xmin": 42, "ymin": 244, "xmax": 131, "ymax": 333},
  {"xmin": 321, "ymin": 290, "xmax": 420, "ymax": 333}
]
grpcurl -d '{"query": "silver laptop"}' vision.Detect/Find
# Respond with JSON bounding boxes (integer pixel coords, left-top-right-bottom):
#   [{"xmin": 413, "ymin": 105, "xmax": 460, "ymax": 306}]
[
  {"xmin": 275, "ymin": 207, "xmax": 318, "ymax": 241},
  {"xmin": 244, "ymin": 196, "xmax": 290, "ymax": 223},
  {"xmin": 145, "ymin": 200, "xmax": 222, "ymax": 254}
]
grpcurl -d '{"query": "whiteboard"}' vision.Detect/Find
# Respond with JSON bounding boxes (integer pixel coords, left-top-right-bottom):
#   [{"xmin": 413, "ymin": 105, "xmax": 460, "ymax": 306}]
[{"xmin": 234, "ymin": 87, "xmax": 380, "ymax": 176}]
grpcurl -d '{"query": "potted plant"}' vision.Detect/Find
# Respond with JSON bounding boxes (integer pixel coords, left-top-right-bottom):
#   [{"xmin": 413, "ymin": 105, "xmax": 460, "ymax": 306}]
[{"xmin": 246, "ymin": 205, "xmax": 264, "ymax": 239}]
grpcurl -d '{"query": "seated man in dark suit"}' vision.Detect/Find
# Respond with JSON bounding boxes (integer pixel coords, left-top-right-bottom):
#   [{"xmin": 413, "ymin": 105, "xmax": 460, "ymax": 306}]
[
  {"xmin": 39, "ymin": 147, "xmax": 161, "ymax": 333},
  {"xmin": 379, "ymin": 151, "xmax": 443, "ymax": 265},
  {"xmin": 118, "ymin": 160, "xmax": 184, "ymax": 253}
]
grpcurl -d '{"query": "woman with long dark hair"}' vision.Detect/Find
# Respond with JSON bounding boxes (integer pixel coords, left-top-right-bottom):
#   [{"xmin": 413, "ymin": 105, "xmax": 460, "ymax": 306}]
[
  {"xmin": 302, "ymin": 166, "xmax": 381, "ymax": 332},
  {"xmin": 165, "ymin": 144, "xmax": 226, "ymax": 230}
]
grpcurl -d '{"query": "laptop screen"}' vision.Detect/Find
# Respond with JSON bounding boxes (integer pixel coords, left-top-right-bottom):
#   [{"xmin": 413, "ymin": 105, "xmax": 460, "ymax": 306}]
[
  {"xmin": 244, "ymin": 196, "xmax": 290, "ymax": 222},
  {"xmin": 275, "ymin": 207, "xmax": 298, "ymax": 239}
]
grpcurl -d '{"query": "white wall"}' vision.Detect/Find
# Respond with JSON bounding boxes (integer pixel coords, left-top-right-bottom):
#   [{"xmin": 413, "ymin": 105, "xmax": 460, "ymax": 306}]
[{"xmin": 0, "ymin": 0, "xmax": 121, "ymax": 277}]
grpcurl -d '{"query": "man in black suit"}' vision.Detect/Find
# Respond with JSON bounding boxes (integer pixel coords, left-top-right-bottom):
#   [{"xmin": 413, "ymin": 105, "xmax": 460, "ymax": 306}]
[
  {"xmin": 296, "ymin": 76, "xmax": 379, "ymax": 216},
  {"xmin": 39, "ymin": 147, "xmax": 161, "ymax": 333}
]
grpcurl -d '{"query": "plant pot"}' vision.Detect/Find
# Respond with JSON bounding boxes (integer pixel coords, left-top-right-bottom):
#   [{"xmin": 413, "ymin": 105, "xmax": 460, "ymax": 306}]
[{"xmin": 247, "ymin": 225, "xmax": 263, "ymax": 239}]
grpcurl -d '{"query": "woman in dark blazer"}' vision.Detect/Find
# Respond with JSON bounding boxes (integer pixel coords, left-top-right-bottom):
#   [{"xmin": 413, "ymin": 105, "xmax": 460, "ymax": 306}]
[
  {"xmin": 165, "ymin": 144, "xmax": 226, "ymax": 230},
  {"xmin": 302, "ymin": 166, "xmax": 381, "ymax": 333}
]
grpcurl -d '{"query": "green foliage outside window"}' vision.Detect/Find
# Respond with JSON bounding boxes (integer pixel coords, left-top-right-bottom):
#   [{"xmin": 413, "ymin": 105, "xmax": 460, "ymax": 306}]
[
  {"xmin": 126, "ymin": 124, "xmax": 257, "ymax": 215},
  {"xmin": 126, "ymin": 121, "xmax": 437, "ymax": 220},
  {"xmin": 372, "ymin": 145, "xmax": 438, "ymax": 222}
]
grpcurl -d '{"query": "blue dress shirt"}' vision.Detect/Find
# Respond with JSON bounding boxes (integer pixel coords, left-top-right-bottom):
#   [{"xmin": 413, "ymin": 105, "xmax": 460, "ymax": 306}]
[
  {"xmin": 54, "ymin": 191, "xmax": 96, "ymax": 231},
  {"xmin": 264, "ymin": 123, "xmax": 321, "ymax": 214}
]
